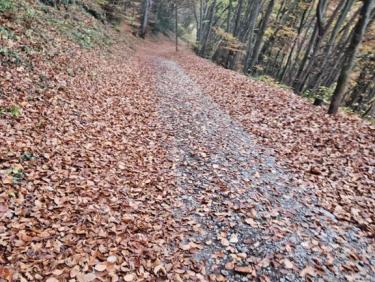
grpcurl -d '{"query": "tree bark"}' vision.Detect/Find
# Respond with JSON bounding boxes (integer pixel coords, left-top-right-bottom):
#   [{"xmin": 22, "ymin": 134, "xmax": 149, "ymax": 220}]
[
  {"xmin": 139, "ymin": 0, "xmax": 151, "ymax": 38},
  {"xmin": 279, "ymin": 6, "xmax": 309, "ymax": 82},
  {"xmin": 328, "ymin": 0, "xmax": 374, "ymax": 115},
  {"xmin": 246, "ymin": 0, "xmax": 275, "ymax": 74},
  {"xmin": 243, "ymin": 0, "xmax": 262, "ymax": 73},
  {"xmin": 199, "ymin": 0, "xmax": 217, "ymax": 56},
  {"xmin": 313, "ymin": 0, "xmax": 355, "ymax": 89}
]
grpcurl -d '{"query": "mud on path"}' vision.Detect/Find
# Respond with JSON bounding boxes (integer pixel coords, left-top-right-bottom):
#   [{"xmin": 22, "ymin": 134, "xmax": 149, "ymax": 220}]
[{"xmin": 143, "ymin": 52, "xmax": 375, "ymax": 281}]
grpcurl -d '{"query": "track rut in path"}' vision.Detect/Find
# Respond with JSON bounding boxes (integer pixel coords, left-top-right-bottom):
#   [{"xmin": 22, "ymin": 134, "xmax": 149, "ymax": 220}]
[{"xmin": 153, "ymin": 57, "xmax": 375, "ymax": 281}]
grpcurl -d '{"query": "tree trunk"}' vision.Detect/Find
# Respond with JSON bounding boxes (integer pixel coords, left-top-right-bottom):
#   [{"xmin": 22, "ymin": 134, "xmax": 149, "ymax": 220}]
[
  {"xmin": 199, "ymin": 0, "xmax": 217, "ymax": 56},
  {"xmin": 346, "ymin": 67, "xmax": 368, "ymax": 106},
  {"xmin": 328, "ymin": 0, "xmax": 374, "ymax": 115},
  {"xmin": 225, "ymin": 0, "xmax": 243, "ymax": 68},
  {"xmin": 286, "ymin": 12, "xmax": 315, "ymax": 84},
  {"xmin": 246, "ymin": 0, "xmax": 275, "ymax": 74},
  {"xmin": 295, "ymin": 0, "xmax": 344, "ymax": 93},
  {"xmin": 313, "ymin": 0, "xmax": 355, "ymax": 89},
  {"xmin": 139, "ymin": 0, "xmax": 151, "ymax": 38},
  {"xmin": 292, "ymin": 24, "xmax": 318, "ymax": 90},
  {"xmin": 280, "ymin": 6, "xmax": 309, "ymax": 82},
  {"xmin": 243, "ymin": 0, "xmax": 261, "ymax": 73},
  {"xmin": 226, "ymin": 0, "xmax": 232, "ymax": 32}
]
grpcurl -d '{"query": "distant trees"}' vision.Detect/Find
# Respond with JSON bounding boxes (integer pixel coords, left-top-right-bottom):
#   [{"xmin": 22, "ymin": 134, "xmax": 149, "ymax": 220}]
[
  {"xmin": 188, "ymin": 0, "xmax": 375, "ymax": 117},
  {"xmin": 35, "ymin": 0, "xmax": 375, "ymax": 117},
  {"xmin": 135, "ymin": 0, "xmax": 374, "ymax": 116}
]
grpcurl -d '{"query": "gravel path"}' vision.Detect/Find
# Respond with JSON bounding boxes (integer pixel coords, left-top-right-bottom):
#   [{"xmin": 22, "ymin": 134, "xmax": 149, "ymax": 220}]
[{"xmin": 153, "ymin": 58, "xmax": 375, "ymax": 281}]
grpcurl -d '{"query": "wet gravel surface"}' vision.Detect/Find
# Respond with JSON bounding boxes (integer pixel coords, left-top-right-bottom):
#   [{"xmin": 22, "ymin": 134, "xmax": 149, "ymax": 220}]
[{"xmin": 153, "ymin": 58, "xmax": 375, "ymax": 281}]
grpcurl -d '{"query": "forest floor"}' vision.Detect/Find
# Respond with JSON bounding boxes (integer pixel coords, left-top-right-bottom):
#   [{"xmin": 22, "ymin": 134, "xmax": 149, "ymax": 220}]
[{"xmin": 1, "ymin": 24, "xmax": 375, "ymax": 281}]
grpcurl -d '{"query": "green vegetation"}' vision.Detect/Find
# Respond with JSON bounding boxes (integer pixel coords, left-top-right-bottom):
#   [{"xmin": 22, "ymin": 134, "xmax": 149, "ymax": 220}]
[
  {"xmin": 43, "ymin": 9, "xmax": 112, "ymax": 48},
  {"xmin": 0, "ymin": 47, "xmax": 21, "ymax": 65},
  {"xmin": 70, "ymin": 26, "xmax": 112, "ymax": 48},
  {"xmin": 20, "ymin": 151, "xmax": 35, "ymax": 161},
  {"xmin": 0, "ymin": 105, "xmax": 22, "ymax": 118},
  {"xmin": 0, "ymin": 0, "xmax": 114, "ymax": 70},
  {"xmin": 22, "ymin": 3, "xmax": 38, "ymax": 24},
  {"xmin": 0, "ymin": 26, "xmax": 16, "ymax": 40},
  {"xmin": 304, "ymin": 85, "xmax": 336, "ymax": 104},
  {"xmin": 10, "ymin": 165, "xmax": 24, "ymax": 184},
  {"xmin": 254, "ymin": 75, "xmax": 291, "ymax": 90},
  {"xmin": 0, "ymin": 0, "xmax": 13, "ymax": 13},
  {"xmin": 9, "ymin": 105, "xmax": 22, "ymax": 117}
]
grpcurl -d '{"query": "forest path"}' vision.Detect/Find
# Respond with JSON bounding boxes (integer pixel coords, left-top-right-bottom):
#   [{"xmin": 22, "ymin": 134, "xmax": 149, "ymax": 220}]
[
  {"xmin": 141, "ymin": 51, "xmax": 375, "ymax": 281},
  {"xmin": 2, "ymin": 39, "xmax": 374, "ymax": 281}
]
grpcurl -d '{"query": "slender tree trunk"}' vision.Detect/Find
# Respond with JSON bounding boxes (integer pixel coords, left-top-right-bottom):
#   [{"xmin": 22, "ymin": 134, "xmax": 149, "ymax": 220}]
[
  {"xmin": 346, "ymin": 67, "xmax": 368, "ymax": 106},
  {"xmin": 323, "ymin": 16, "xmax": 358, "ymax": 86},
  {"xmin": 286, "ymin": 12, "xmax": 315, "ymax": 84},
  {"xmin": 198, "ymin": 0, "xmax": 203, "ymax": 41},
  {"xmin": 199, "ymin": 0, "xmax": 217, "ymax": 56},
  {"xmin": 139, "ymin": 0, "xmax": 151, "ymax": 37},
  {"xmin": 292, "ymin": 24, "xmax": 318, "ymax": 90},
  {"xmin": 246, "ymin": 0, "xmax": 275, "ymax": 74},
  {"xmin": 280, "ymin": 6, "xmax": 309, "ymax": 82},
  {"xmin": 225, "ymin": 0, "xmax": 243, "ymax": 67},
  {"xmin": 363, "ymin": 100, "xmax": 375, "ymax": 117},
  {"xmin": 296, "ymin": 0, "xmax": 345, "ymax": 93},
  {"xmin": 328, "ymin": 0, "xmax": 374, "ymax": 114},
  {"xmin": 232, "ymin": 0, "xmax": 244, "ymax": 37},
  {"xmin": 259, "ymin": 0, "xmax": 300, "ymax": 61},
  {"xmin": 243, "ymin": 0, "xmax": 261, "ymax": 73},
  {"xmin": 226, "ymin": 0, "xmax": 232, "ymax": 32},
  {"xmin": 313, "ymin": 0, "xmax": 355, "ymax": 89}
]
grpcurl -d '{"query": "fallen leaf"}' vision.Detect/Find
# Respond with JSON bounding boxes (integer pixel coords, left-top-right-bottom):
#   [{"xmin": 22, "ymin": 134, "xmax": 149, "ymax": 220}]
[
  {"xmin": 245, "ymin": 218, "xmax": 257, "ymax": 227},
  {"xmin": 234, "ymin": 266, "xmax": 253, "ymax": 274},
  {"xmin": 154, "ymin": 264, "xmax": 167, "ymax": 276},
  {"xmin": 225, "ymin": 261, "xmax": 235, "ymax": 270},
  {"xmin": 0, "ymin": 204, "xmax": 8, "ymax": 216},
  {"xmin": 300, "ymin": 266, "xmax": 316, "ymax": 277},
  {"xmin": 221, "ymin": 238, "xmax": 230, "ymax": 247},
  {"xmin": 124, "ymin": 273, "xmax": 135, "ymax": 282},
  {"xmin": 283, "ymin": 259, "xmax": 294, "ymax": 269},
  {"xmin": 52, "ymin": 269, "xmax": 63, "ymax": 276},
  {"xmin": 0, "ymin": 268, "xmax": 13, "ymax": 281},
  {"xmin": 95, "ymin": 263, "xmax": 107, "ymax": 272},
  {"xmin": 83, "ymin": 273, "xmax": 96, "ymax": 282}
]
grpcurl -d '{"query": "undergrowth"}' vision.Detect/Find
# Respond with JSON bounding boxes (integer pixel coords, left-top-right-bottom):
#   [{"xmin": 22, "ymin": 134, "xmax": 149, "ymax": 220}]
[
  {"xmin": 0, "ymin": 0, "xmax": 14, "ymax": 12},
  {"xmin": 253, "ymin": 75, "xmax": 291, "ymax": 90},
  {"xmin": 0, "ymin": 0, "xmax": 114, "ymax": 67}
]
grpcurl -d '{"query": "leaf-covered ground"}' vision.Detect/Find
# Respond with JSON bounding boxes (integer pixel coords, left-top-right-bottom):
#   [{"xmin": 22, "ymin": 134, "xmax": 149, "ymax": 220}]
[
  {"xmin": 1, "ymin": 26, "xmax": 375, "ymax": 281},
  {"xmin": 166, "ymin": 44, "xmax": 375, "ymax": 236}
]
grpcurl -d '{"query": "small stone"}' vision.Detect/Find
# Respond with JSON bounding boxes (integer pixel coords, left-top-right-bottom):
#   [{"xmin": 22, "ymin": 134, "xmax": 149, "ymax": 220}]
[
  {"xmin": 229, "ymin": 233, "xmax": 239, "ymax": 243},
  {"xmin": 221, "ymin": 270, "xmax": 229, "ymax": 276}
]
